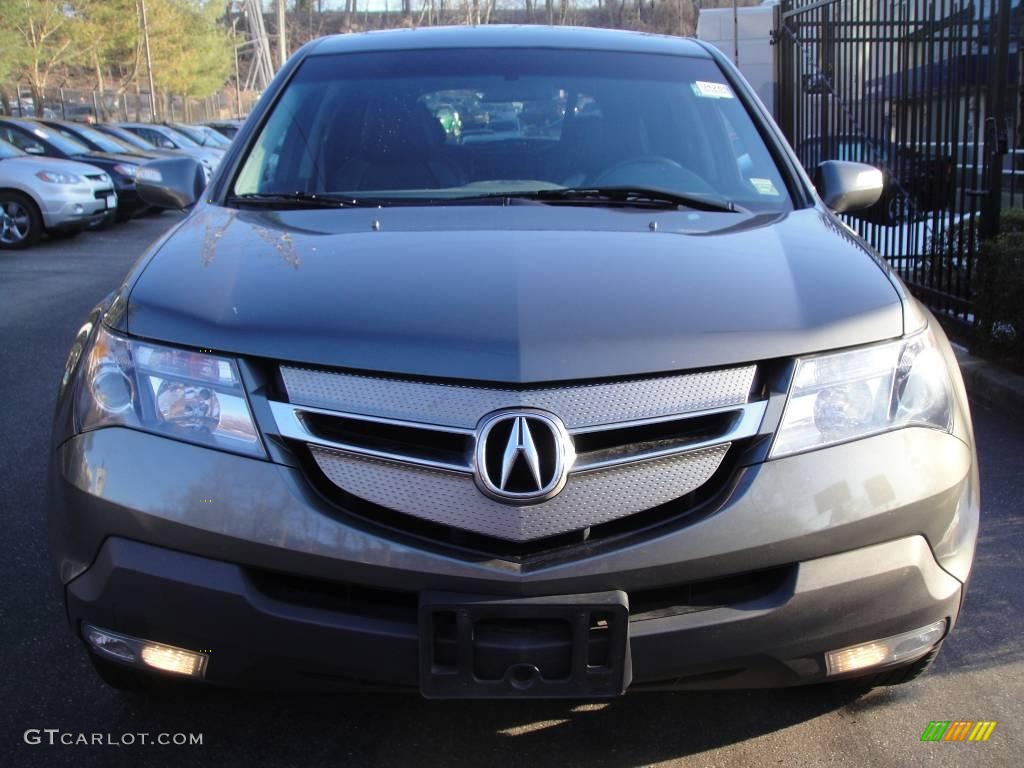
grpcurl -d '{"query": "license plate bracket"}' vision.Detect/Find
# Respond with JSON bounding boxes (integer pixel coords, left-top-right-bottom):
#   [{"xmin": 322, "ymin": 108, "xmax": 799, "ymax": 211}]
[{"xmin": 419, "ymin": 590, "xmax": 630, "ymax": 699}]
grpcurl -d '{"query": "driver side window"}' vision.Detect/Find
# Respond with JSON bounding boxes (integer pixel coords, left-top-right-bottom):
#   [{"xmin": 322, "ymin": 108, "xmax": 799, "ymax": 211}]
[
  {"xmin": 2, "ymin": 127, "xmax": 44, "ymax": 154},
  {"xmin": 140, "ymin": 128, "xmax": 174, "ymax": 149}
]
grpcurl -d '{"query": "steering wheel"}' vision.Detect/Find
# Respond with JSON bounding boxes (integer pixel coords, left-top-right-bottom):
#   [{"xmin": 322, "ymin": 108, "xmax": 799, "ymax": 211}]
[{"xmin": 591, "ymin": 155, "xmax": 687, "ymax": 186}]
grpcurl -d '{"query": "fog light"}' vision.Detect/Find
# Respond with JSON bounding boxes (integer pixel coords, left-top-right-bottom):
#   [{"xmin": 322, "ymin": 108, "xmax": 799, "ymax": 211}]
[
  {"xmin": 83, "ymin": 625, "xmax": 208, "ymax": 678},
  {"xmin": 73, "ymin": 203, "xmax": 84, "ymax": 214},
  {"xmin": 826, "ymin": 620, "xmax": 946, "ymax": 676},
  {"xmin": 140, "ymin": 645, "xmax": 206, "ymax": 676}
]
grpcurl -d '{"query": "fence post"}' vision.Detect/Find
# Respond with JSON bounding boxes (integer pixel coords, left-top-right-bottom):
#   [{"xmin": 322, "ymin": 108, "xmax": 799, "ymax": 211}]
[
  {"xmin": 983, "ymin": 0, "xmax": 1012, "ymax": 240},
  {"xmin": 774, "ymin": 2, "xmax": 794, "ymax": 143},
  {"xmin": 59, "ymin": 88, "xmax": 66, "ymax": 119}
]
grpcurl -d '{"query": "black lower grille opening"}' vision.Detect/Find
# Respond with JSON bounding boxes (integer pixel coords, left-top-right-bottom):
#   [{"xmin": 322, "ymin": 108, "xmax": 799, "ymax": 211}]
[
  {"xmin": 244, "ymin": 563, "xmax": 791, "ymax": 630},
  {"xmin": 629, "ymin": 565, "xmax": 793, "ymax": 621},
  {"xmin": 246, "ymin": 568, "xmax": 418, "ymax": 622}
]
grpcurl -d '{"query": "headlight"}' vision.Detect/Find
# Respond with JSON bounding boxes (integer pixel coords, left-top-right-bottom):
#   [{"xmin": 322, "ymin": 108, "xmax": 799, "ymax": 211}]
[
  {"xmin": 770, "ymin": 327, "xmax": 952, "ymax": 458},
  {"xmin": 113, "ymin": 163, "xmax": 139, "ymax": 178},
  {"xmin": 35, "ymin": 170, "xmax": 82, "ymax": 184},
  {"xmin": 76, "ymin": 326, "xmax": 265, "ymax": 458}
]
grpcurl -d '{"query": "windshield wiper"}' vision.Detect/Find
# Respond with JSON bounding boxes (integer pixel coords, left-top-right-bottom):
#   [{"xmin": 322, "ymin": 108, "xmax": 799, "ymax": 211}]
[
  {"xmin": 228, "ymin": 192, "xmax": 384, "ymax": 209},
  {"xmin": 497, "ymin": 186, "xmax": 744, "ymax": 213}
]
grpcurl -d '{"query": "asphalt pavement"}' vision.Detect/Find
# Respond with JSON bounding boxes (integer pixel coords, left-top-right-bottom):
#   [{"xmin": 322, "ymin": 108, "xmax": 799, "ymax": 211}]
[{"xmin": 1, "ymin": 214, "xmax": 1021, "ymax": 768}]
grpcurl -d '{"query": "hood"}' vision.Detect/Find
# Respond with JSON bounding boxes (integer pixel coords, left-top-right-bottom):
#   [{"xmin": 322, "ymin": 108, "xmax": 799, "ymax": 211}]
[
  {"xmin": 178, "ymin": 147, "xmax": 224, "ymax": 165},
  {"xmin": 0, "ymin": 155, "xmax": 109, "ymax": 178},
  {"xmin": 76, "ymin": 151, "xmax": 148, "ymax": 165},
  {"xmin": 125, "ymin": 204, "xmax": 903, "ymax": 383}
]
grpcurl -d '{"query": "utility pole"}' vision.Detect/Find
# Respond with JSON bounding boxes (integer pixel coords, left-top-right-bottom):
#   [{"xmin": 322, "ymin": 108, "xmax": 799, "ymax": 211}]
[
  {"xmin": 138, "ymin": 0, "xmax": 157, "ymax": 121},
  {"xmin": 276, "ymin": 0, "xmax": 287, "ymax": 69},
  {"xmin": 733, "ymin": 0, "xmax": 739, "ymax": 66}
]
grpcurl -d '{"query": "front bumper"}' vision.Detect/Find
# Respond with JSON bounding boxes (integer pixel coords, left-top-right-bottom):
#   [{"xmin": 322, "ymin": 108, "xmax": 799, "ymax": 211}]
[
  {"xmin": 67, "ymin": 534, "xmax": 960, "ymax": 690},
  {"xmin": 39, "ymin": 187, "xmax": 112, "ymax": 231},
  {"xmin": 50, "ymin": 423, "xmax": 977, "ymax": 691}
]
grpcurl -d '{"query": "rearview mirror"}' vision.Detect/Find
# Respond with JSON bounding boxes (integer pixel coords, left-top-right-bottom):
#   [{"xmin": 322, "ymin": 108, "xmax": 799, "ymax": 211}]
[
  {"xmin": 136, "ymin": 157, "xmax": 204, "ymax": 210},
  {"xmin": 814, "ymin": 160, "xmax": 885, "ymax": 213}
]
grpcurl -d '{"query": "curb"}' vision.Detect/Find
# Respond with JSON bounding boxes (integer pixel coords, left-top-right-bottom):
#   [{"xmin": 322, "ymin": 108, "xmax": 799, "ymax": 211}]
[{"xmin": 953, "ymin": 343, "xmax": 1024, "ymax": 421}]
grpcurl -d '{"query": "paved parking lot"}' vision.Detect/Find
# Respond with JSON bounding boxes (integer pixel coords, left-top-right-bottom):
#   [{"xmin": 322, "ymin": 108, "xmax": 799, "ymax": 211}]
[{"xmin": 1, "ymin": 215, "xmax": 1021, "ymax": 768}]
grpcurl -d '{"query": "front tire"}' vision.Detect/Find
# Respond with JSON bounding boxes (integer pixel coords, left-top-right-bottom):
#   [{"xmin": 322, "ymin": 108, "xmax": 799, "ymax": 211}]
[{"xmin": 0, "ymin": 191, "xmax": 43, "ymax": 250}]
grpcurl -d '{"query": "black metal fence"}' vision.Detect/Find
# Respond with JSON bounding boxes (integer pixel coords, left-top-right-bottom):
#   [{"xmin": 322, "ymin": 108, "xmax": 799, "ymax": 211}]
[
  {"xmin": 775, "ymin": 0, "xmax": 1022, "ymax": 323},
  {"xmin": 0, "ymin": 85, "xmax": 258, "ymax": 124}
]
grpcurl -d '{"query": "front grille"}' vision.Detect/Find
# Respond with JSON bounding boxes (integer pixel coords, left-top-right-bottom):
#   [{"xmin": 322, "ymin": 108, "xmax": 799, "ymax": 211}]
[
  {"xmin": 280, "ymin": 365, "xmax": 757, "ymax": 429},
  {"xmin": 269, "ymin": 364, "xmax": 767, "ymax": 551},
  {"xmin": 92, "ymin": 188, "xmax": 114, "ymax": 199},
  {"xmin": 309, "ymin": 443, "xmax": 730, "ymax": 542}
]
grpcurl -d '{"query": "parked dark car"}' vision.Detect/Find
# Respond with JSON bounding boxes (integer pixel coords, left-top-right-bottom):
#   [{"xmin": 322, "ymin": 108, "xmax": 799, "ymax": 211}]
[
  {"xmin": 116, "ymin": 122, "xmax": 224, "ymax": 177},
  {"xmin": 93, "ymin": 124, "xmax": 176, "ymax": 156},
  {"xmin": 51, "ymin": 27, "xmax": 976, "ymax": 699},
  {"xmin": 38, "ymin": 119, "xmax": 162, "ymax": 160},
  {"xmin": 163, "ymin": 122, "xmax": 231, "ymax": 149},
  {"xmin": 799, "ymin": 135, "xmax": 955, "ymax": 225},
  {"xmin": 0, "ymin": 117, "xmax": 145, "ymax": 221},
  {"xmin": 204, "ymin": 119, "xmax": 244, "ymax": 139}
]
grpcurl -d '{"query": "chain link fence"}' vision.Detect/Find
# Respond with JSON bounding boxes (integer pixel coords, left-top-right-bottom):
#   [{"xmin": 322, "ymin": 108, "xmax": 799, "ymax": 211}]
[{"xmin": 0, "ymin": 85, "xmax": 260, "ymax": 124}]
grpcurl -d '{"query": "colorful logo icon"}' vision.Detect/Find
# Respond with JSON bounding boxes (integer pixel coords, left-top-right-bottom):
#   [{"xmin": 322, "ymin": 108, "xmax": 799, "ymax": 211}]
[{"xmin": 921, "ymin": 721, "xmax": 997, "ymax": 742}]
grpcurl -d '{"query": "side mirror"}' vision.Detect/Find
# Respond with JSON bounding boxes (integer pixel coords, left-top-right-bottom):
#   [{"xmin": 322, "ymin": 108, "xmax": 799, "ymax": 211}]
[
  {"xmin": 136, "ymin": 157, "xmax": 204, "ymax": 210},
  {"xmin": 24, "ymin": 145, "xmax": 45, "ymax": 155},
  {"xmin": 814, "ymin": 160, "xmax": 885, "ymax": 213}
]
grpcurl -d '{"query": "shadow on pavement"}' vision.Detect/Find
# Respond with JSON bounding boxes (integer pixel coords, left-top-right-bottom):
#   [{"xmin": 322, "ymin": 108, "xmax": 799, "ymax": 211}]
[{"xmin": 85, "ymin": 682, "xmax": 875, "ymax": 767}]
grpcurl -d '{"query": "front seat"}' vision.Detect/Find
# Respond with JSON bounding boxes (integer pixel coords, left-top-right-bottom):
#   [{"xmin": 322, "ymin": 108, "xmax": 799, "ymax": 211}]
[{"xmin": 330, "ymin": 97, "xmax": 462, "ymax": 192}]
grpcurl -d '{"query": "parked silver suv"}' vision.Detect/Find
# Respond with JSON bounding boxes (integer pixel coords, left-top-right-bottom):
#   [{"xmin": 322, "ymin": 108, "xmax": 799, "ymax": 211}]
[
  {"xmin": 0, "ymin": 138, "xmax": 114, "ymax": 248},
  {"xmin": 49, "ymin": 27, "xmax": 977, "ymax": 698}
]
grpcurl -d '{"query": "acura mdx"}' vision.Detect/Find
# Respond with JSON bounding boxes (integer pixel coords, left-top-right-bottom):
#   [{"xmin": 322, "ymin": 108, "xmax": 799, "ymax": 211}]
[{"xmin": 49, "ymin": 27, "xmax": 978, "ymax": 698}]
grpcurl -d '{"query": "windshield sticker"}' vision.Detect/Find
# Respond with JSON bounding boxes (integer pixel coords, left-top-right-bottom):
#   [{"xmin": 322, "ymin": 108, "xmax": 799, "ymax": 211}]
[
  {"xmin": 750, "ymin": 177, "xmax": 781, "ymax": 196},
  {"xmin": 692, "ymin": 81, "xmax": 734, "ymax": 100}
]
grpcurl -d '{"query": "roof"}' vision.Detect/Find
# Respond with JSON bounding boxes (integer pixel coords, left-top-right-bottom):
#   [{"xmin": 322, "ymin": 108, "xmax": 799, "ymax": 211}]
[{"xmin": 311, "ymin": 25, "xmax": 709, "ymax": 58}]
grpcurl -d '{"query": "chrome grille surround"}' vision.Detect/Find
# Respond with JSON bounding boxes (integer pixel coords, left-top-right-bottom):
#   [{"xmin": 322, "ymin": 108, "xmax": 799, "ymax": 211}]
[
  {"xmin": 309, "ymin": 444, "xmax": 731, "ymax": 542},
  {"xmin": 270, "ymin": 364, "xmax": 765, "ymax": 543}
]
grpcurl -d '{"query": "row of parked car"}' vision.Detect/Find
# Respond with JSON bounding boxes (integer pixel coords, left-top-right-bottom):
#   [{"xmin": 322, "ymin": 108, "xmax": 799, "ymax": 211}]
[{"xmin": 0, "ymin": 118, "xmax": 242, "ymax": 250}]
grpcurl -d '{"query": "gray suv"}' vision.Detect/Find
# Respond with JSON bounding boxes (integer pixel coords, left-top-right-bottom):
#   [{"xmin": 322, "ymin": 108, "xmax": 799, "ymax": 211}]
[{"xmin": 49, "ymin": 27, "xmax": 978, "ymax": 698}]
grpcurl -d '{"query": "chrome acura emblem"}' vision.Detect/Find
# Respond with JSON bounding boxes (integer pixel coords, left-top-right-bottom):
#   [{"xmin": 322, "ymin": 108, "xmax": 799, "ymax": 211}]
[{"xmin": 474, "ymin": 410, "xmax": 574, "ymax": 504}]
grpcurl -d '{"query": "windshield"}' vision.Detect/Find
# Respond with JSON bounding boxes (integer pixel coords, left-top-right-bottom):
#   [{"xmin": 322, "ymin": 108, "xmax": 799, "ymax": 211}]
[
  {"xmin": 233, "ymin": 49, "xmax": 791, "ymax": 210},
  {"xmin": 158, "ymin": 126, "xmax": 200, "ymax": 148},
  {"xmin": 105, "ymin": 127, "xmax": 156, "ymax": 150},
  {"xmin": 64, "ymin": 124, "xmax": 136, "ymax": 154},
  {"xmin": 0, "ymin": 139, "xmax": 24, "ymax": 159},
  {"xmin": 168, "ymin": 123, "xmax": 209, "ymax": 145},
  {"xmin": 191, "ymin": 125, "xmax": 230, "ymax": 147},
  {"xmin": 22, "ymin": 123, "xmax": 91, "ymax": 155}
]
